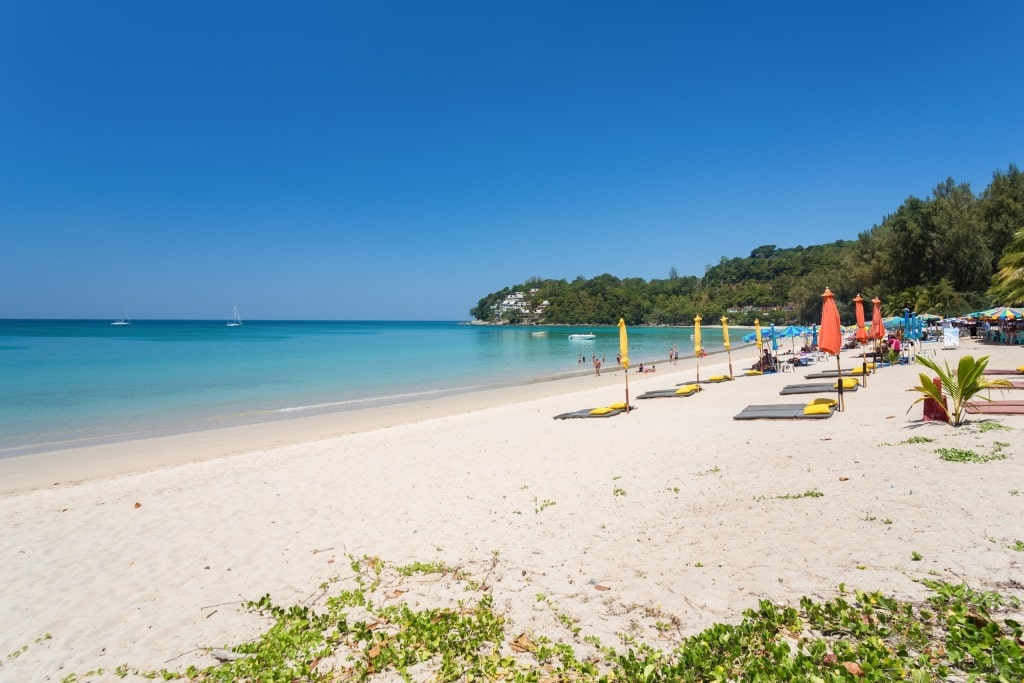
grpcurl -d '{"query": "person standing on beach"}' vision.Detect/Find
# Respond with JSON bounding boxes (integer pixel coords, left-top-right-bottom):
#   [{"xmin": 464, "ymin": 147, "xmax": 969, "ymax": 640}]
[{"xmin": 593, "ymin": 356, "xmax": 601, "ymax": 375}]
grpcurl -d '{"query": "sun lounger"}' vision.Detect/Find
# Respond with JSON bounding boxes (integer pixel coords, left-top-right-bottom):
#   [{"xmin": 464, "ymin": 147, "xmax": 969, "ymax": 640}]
[
  {"xmin": 734, "ymin": 399, "xmax": 837, "ymax": 420},
  {"xmin": 553, "ymin": 403, "xmax": 632, "ymax": 419},
  {"xmin": 982, "ymin": 367, "xmax": 1024, "ymax": 375},
  {"xmin": 805, "ymin": 365, "xmax": 873, "ymax": 379},
  {"xmin": 676, "ymin": 375, "xmax": 732, "ymax": 386},
  {"xmin": 965, "ymin": 401, "xmax": 1024, "ymax": 415},
  {"xmin": 639, "ymin": 385, "xmax": 702, "ymax": 399},
  {"xmin": 779, "ymin": 379, "xmax": 859, "ymax": 395}
]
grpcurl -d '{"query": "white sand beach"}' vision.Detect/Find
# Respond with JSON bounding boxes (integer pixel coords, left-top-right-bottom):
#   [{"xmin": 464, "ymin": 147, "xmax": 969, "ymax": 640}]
[{"xmin": 2, "ymin": 338, "xmax": 1023, "ymax": 681}]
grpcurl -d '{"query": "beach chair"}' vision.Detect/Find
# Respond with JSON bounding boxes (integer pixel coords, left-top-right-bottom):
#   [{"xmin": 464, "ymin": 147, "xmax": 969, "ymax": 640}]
[
  {"xmin": 638, "ymin": 385, "xmax": 702, "ymax": 399},
  {"xmin": 779, "ymin": 378, "xmax": 859, "ymax": 395},
  {"xmin": 733, "ymin": 398, "xmax": 837, "ymax": 420},
  {"xmin": 554, "ymin": 403, "xmax": 632, "ymax": 419}
]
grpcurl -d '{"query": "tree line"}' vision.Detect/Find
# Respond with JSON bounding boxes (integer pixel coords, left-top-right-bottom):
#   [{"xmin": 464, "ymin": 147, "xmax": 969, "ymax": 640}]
[{"xmin": 470, "ymin": 165, "xmax": 1024, "ymax": 325}]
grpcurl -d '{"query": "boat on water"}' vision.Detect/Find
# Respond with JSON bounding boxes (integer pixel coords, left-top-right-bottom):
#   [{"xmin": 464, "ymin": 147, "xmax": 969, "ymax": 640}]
[
  {"xmin": 531, "ymin": 331, "xmax": 548, "ymax": 337},
  {"xmin": 227, "ymin": 305, "xmax": 243, "ymax": 327},
  {"xmin": 111, "ymin": 306, "xmax": 131, "ymax": 326},
  {"xmin": 568, "ymin": 333, "xmax": 596, "ymax": 340}
]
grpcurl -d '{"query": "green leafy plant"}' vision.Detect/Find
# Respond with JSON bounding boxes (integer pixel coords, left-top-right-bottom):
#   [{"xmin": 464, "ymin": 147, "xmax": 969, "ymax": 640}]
[
  {"xmin": 937, "ymin": 447, "xmax": 1008, "ymax": 463},
  {"xmin": 907, "ymin": 354, "xmax": 1012, "ymax": 426}
]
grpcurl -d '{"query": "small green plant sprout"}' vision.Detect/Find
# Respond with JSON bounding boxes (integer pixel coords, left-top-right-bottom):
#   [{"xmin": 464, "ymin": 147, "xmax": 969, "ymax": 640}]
[
  {"xmin": 911, "ymin": 551, "xmax": 923, "ymax": 561},
  {"xmin": 978, "ymin": 420, "xmax": 1013, "ymax": 433},
  {"xmin": 613, "ymin": 487, "xmax": 626, "ymax": 497},
  {"xmin": 1011, "ymin": 489, "xmax": 1020, "ymax": 496},
  {"xmin": 533, "ymin": 496, "xmax": 556, "ymax": 513},
  {"xmin": 1010, "ymin": 540, "xmax": 1024, "ymax": 552},
  {"xmin": 883, "ymin": 518, "xmax": 893, "ymax": 525},
  {"xmin": 907, "ymin": 354, "xmax": 1012, "ymax": 426},
  {"xmin": 693, "ymin": 561, "xmax": 704, "ymax": 568},
  {"xmin": 900, "ymin": 436, "xmax": 934, "ymax": 445}
]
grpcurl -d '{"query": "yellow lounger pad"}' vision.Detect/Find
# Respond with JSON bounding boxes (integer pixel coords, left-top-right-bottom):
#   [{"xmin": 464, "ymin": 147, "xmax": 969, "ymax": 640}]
[
  {"xmin": 708, "ymin": 374, "xmax": 732, "ymax": 382},
  {"xmin": 745, "ymin": 369, "xmax": 762, "ymax": 376},
  {"xmin": 589, "ymin": 406, "xmax": 616, "ymax": 415},
  {"xmin": 807, "ymin": 397, "xmax": 838, "ymax": 407},
  {"xmin": 606, "ymin": 402, "xmax": 628, "ymax": 410},
  {"xmin": 834, "ymin": 377, "xmax": 858, "ymax": 389},
  {"xmin": 675, "ymin": 385, "xmax": 701, "ymax": 395},
  {"xmin": 803, "ymin": 403, "xmax": 833, "ymax": 416}
]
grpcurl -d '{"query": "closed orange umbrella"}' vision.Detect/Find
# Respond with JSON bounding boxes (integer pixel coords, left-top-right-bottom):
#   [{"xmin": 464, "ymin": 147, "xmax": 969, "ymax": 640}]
[
  {"xmin": 854, "ymin": 294, "xmax": 868, "ymax": 387},
  {"xmin": 820, "ymin": 288, "xmax": 844, "ymax": 410},
  {"xmin": 854, "ymin": 295, "xmax": 868, "ymax": 344},
  {"xmin": 871, "ymin": 297, "xmax": 884, "ymax": 341}
]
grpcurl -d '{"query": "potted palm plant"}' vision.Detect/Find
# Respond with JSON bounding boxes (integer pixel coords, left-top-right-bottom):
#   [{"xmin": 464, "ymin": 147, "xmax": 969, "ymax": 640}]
[{"xmin": 907, "ymin": 355, "xmax": 1012, "ymax": 426}]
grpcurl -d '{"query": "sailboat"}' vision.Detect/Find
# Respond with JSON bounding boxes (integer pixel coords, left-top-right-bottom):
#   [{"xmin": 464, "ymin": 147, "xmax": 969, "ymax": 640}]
[
  {"xmin": 111, "ymin": 306, "xmax": 131, "ymax": 326},
  {"xmin": 227, "ymin": 305, "xmax": 243, "ymax": 327}
]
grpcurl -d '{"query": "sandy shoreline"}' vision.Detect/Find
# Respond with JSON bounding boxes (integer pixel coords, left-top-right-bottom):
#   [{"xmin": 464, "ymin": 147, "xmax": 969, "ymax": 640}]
[{"xmin": 2, "ymin": 339, "xmax": 1023, "ymax": 680}]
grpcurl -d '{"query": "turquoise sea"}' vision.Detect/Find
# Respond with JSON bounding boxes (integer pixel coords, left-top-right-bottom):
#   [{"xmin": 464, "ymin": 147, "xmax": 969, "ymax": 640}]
[{"xmin": 0, "ymin": 320, "xmax": 745, "ymax": 456}]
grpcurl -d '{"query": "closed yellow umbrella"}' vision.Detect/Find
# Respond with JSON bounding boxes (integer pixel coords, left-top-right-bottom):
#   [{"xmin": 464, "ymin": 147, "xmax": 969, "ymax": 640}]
[
  {"xmin": 618, "ymin": 318, "xmax": 630, "ymax": 413},
  {"xmin": 721, "ymin": 316, "xmax": 733, "ymax": 378},
  {"xmin": 754, "ymin": 318, "xmax": 763, "ymax": 372},
  {"xmin": 694, "ymin": 315, "xmax": 702, "ymax": 383}
]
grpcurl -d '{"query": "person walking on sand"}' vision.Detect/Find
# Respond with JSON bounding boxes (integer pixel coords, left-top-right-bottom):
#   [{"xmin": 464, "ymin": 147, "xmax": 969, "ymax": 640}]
[{"xmin": 593, "ymin": 356, "xmax": 601, "ymax": 375}]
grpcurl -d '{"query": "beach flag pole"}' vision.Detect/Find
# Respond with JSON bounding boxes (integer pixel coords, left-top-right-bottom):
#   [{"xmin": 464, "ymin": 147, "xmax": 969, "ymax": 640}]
[{"xmin": 618, "ymin": 318, "xmax": 630, "ymax": 413}]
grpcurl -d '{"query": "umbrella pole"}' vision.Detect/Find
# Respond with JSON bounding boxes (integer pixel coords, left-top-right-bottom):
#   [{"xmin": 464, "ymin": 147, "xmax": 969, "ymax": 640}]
[
  {"xmin": 860, "ymin": 344, "xmax": 867, "ymax": 388},
  {"xmin": 624, "ymin": 368, "xmax": 630, "ymax": 414},
  {"xmin": 727, "ymin": 350, "xmax": 733, "ymax": 378},
  {"xmin": 835, "ymin": 354, "xmax": 844, "ymax": 411}
]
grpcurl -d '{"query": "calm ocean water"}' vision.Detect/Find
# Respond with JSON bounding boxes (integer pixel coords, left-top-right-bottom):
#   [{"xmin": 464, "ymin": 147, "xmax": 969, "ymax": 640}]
[{"xmin": 0, "ymin": 320, "xmax": 743, "ymax": 456}]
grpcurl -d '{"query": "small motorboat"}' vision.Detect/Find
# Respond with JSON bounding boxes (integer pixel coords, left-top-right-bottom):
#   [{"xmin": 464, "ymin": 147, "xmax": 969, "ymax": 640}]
[{"xmin": 568, "ymin": 333, "xmax": 596, "ymax": 340}]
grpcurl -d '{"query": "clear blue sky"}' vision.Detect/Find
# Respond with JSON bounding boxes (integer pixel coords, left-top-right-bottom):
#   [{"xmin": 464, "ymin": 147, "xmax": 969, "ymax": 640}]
[{"xmin": 2, "ymin": 2, "xmax": 1022, "ymax": 320}]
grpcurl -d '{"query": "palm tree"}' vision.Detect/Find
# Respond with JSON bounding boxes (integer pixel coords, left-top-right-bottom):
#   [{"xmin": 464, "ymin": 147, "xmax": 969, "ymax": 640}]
[
  {"xmin": 907, "ymin": 355, "xmax": 1012, "ymax": 426},
  {"xmin": 989, "ymin": 227, "xmax": 1024, "ymax": 304}
]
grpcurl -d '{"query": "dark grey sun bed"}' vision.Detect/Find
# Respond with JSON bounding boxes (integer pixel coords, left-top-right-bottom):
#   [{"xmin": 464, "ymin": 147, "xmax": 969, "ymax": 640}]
[
  {"xmin": 639, "ymin": 386, "xmax": 702, "ymax": 399},
  {"xmin": 733, "ymin": 403, "xmax": 836, "ymax": 420},
  {"xmin": 554, "ymin": 406, "xmax": 630, "ymax": 419},
  {"xmin": 779, "ymin": 382, "xmax": 859, "ymax": 395}
]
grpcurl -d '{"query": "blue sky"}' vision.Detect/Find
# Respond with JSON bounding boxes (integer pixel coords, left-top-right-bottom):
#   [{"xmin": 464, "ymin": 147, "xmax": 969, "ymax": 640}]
[{"xmin": 2, "ymin": 2, "xmax": 1022, "ymax": 320}]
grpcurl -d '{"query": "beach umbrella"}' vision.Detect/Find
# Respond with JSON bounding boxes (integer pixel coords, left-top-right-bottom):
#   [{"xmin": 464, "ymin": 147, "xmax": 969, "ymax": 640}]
[
  {"xmin": 776, "ymin": 324, "xmax": 809, "ymax": 353},
  {"xmin": 617, "ymin": 318, "xmax": 630, "ymax": 413},
  {"xmin": 854, "ymin": 294, "xmax": 868, "ymax": 386},
  {"xmin": 979, "ymin": 306, "xmax": 1023, "ymax": 320},
  {"xmin": 694, "ymin": 315, "xmax": 702, "ymax": 383},
  {"xmin": 820, "ymin": 288, "xmax": 844, "ymax": 411},
  {"xmin": 871, "ymin": 297, "xmax": 884, "ymax": 342},
  {"xmin": 721, "ymin": 316, "xmax": 733, "ymax": 378}
]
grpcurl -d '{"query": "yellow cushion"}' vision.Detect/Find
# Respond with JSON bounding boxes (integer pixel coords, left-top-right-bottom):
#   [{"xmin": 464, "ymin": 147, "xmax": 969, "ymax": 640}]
[
  {"xmin": 675, "ymin": 385, "xmax": 700, "ymax": 395},
  {"xmin": 745, "ymin": 369, "xmax": 762, "ymax": 376},
  {"xmin": 807, "ymin": 397, "xmax": 837, "ymax": 407},
  {"xmin": 1017, "ymin": 365, "xmax": 1024, "ymax": 372},
  {"xmin": 606, "ymin": 402, "xmax": 627, "ymax": 410},
  {"xmin": 834, "ymin": 377, "xmax": 858, "ymax": 389},
  {"xmin": 708, "ymin": 374, "xmax": 732, "ymax": 382},
  {"xmin": 803, "ymin": 403, "xmax": 833, "ymax": 416},
  {"xmin": 850, "ymin": 366, "xmax": 865, "ymax": 375},
  {"xmin": 866, "ymin": 362, "xmax": 876, "ymax": 370},
  {"xmin": 589, "ymin": 406, "xmax": 615, "ymax": 415}
]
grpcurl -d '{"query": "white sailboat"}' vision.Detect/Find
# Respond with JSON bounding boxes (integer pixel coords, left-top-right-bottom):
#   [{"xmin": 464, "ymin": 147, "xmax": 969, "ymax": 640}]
[
  {"xmin": 227, "ymin": 305, "xmax": 243, "ymax": 327},
  {"xmin": 111, "ymin": 306, "xmax": 131, "ymax": 326}
]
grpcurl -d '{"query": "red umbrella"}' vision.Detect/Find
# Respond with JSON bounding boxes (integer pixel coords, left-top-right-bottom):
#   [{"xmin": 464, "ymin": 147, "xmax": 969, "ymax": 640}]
[
  {"xmin": 854, "ymin": 294, "xmax": 868, "ymax": 387},
  {"xmin": 871, "ymin": 297, "xmax": 885, "ymax": 341},
  {"xmin": 820, "ymin": 288, "xmax": 844, "ymax": 411}
]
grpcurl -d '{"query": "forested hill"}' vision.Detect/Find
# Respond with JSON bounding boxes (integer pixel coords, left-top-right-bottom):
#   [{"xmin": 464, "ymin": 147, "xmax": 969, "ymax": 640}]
[{"xmin": 470, "ymin": 165, "xmax": 1024, "ymax": 326}]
